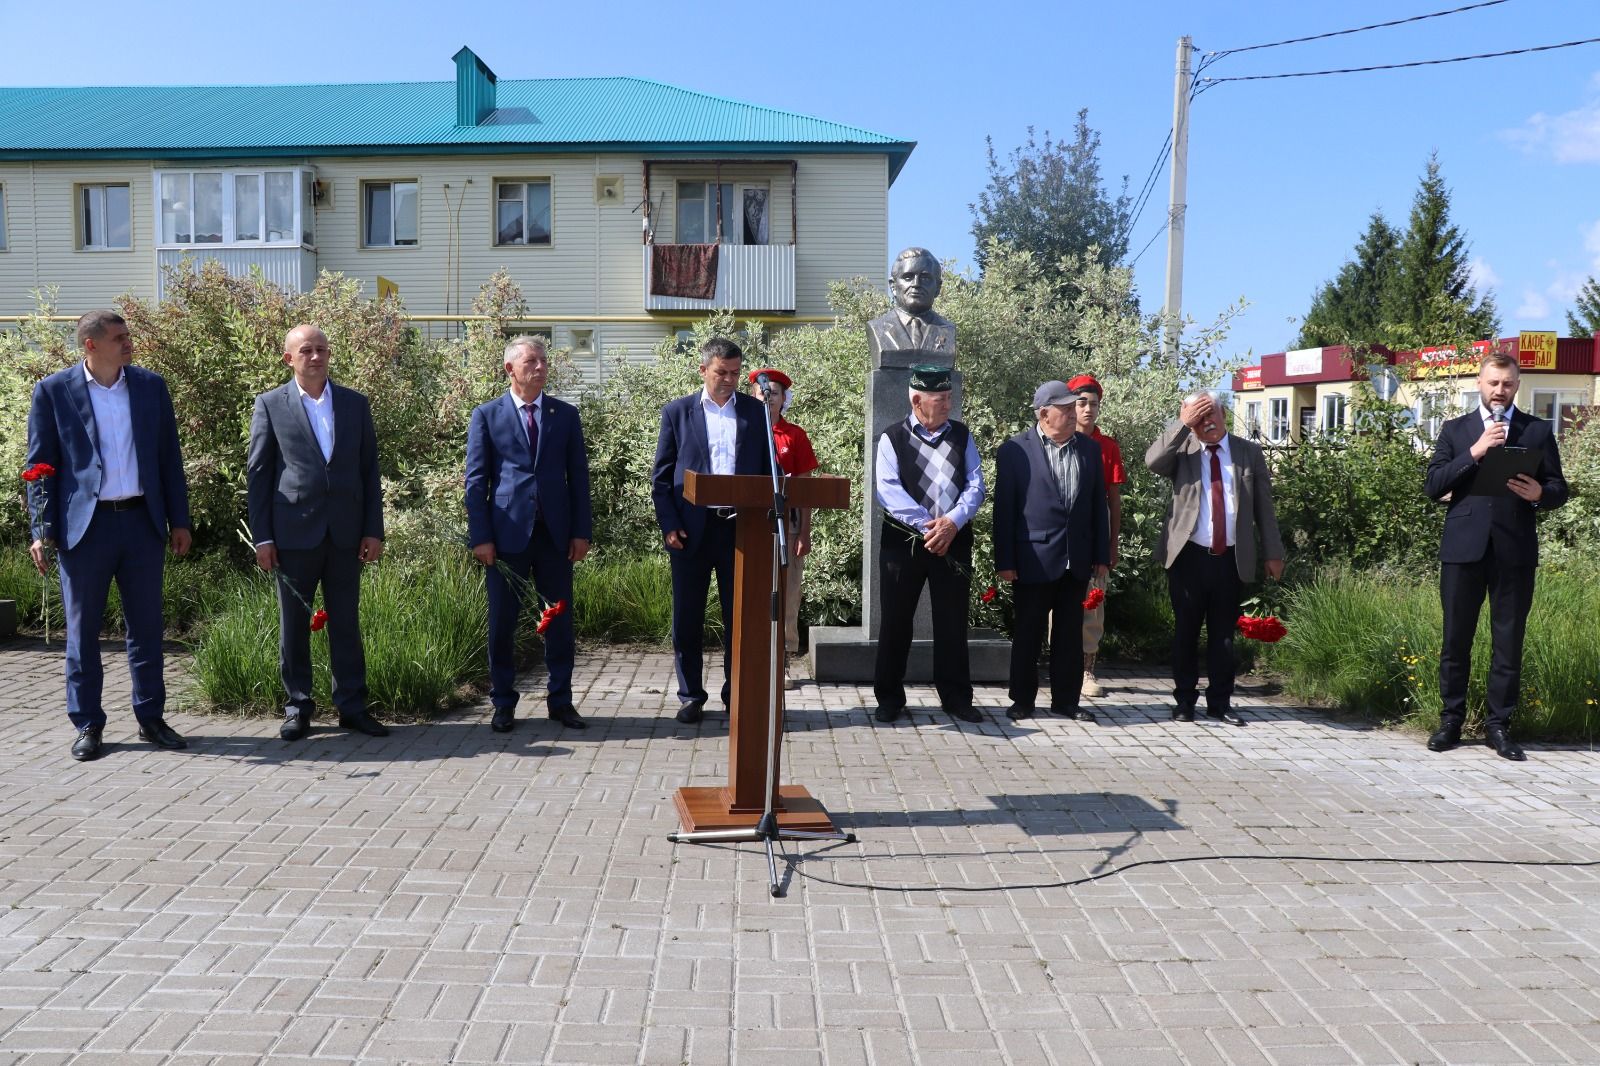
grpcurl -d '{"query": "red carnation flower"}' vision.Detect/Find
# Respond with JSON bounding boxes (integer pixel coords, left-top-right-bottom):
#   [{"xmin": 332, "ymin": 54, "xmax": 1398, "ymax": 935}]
[
  {"xmin": 33, "ymin": 463, "xmax": 55, "ymax": 478},
  {"xmin": 1237, "ymin": 614, "xmax": 1286, "ymax": 643},
  {"xmin": 310, "ymin": 609, "xmax": 329, "ymax": 632},
  {"xmin": 21, "ymin": 467, "xmax": 39, "ymax": 482},
  {"xmin": 1082, "ymin": 587, "xmax": 1105, "ymax": 611},
  {"xmin": 551, "ymin": 599, "xmax": 568, "ymax": 616},
  {"xmin": 981, "ymin": 586, "xmax": 998, "ymax": 604},
  {"xmin": 536, "ymin": 616, "xmax": 551, "ymax": 635}
]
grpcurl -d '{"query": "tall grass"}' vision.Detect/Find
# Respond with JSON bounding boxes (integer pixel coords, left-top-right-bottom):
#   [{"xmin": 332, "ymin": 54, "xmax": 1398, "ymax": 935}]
[
  {"xmin": 572, "ymin": 552, "xmax": 722, "ymax": 644},
  {"xmin": 1266, "ymin": 565, "xmax": 1600, "ymax": 739},
  {"xmin": 1, "ymin": 545, "xmax": 243, "ymax": 638}
]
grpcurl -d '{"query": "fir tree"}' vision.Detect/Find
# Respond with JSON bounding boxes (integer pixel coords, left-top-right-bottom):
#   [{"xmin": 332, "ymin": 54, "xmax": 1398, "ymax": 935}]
[
  {"xmin": 1380, "ymin": 152, "xmax": 1498, "ymax": 345},
  {"xmin": 1566, "ymin": 275, "xmax": 1600, "ymax": 336},
  {"xmin": 1295, "ymin": 212, "xmax": 1398, "ymax": 348}
]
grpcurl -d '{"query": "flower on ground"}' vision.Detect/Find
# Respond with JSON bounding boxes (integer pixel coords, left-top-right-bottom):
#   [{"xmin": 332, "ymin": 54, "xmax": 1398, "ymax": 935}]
[
  {"xmin": 1082, "ymin": 587, "xmax": 1105, "ymax": 611},
  {"xmin": 310, "ymin": 609, "xmax": 328, "ymax": 632}
]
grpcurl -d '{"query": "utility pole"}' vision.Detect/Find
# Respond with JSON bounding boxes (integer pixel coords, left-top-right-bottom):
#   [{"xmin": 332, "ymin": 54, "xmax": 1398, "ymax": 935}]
[{"xmin": 1161, "ymin": 35, "xmax": 1192, "ymax": 361}]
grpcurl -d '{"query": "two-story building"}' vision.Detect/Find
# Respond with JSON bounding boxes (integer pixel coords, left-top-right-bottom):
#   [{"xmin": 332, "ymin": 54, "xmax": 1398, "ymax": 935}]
[{"xmin": 0, "ymin": 48, "xmax": 914, "ymax": 378}]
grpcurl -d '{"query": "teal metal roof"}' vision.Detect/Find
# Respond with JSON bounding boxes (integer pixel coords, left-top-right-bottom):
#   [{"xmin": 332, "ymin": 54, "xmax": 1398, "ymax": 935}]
[{"xmin": 0, "ymin": 76, "xmax": 916, "ymax": 181}]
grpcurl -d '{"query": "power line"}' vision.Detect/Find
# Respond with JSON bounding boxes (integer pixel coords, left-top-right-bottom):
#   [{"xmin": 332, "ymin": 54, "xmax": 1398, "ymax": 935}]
[
  {"xmin": 1128, "ymin": 208, "xmax": 1174, "ymax": 267},
  {"xmin": 1124, "ymin": 130, "xmax": 1172, "ymax": 242},
  {"xmin": 1200, "ymin": 35, "xmax": 1600, "ymax": 84},
  {"xmin": 1207, "ymin": 0, "xmax": 1512, "ymax": 59}
]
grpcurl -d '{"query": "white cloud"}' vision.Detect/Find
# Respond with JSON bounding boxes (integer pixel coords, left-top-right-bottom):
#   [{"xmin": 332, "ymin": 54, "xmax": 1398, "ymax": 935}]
[
  {"xmin": 1585, "ymin": 218, "xmax": 1600, "ymax": 270},
  {"xmin": 1468, "ymin": 256, "xmax": 1500, "ymax": 291},
  {"xmin": 1503, "ymin": 75, "xmax": 1600, "ymax": 163},
  {"xmin": 1516, "ymin": 289, "xmax": 1551, "ymax": 321}
]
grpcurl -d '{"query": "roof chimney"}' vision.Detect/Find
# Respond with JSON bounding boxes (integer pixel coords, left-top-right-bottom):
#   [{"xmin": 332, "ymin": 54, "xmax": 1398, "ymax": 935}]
[{"xmin": 453, "ymin": 47, "xmax": 497, "ymax": 127}]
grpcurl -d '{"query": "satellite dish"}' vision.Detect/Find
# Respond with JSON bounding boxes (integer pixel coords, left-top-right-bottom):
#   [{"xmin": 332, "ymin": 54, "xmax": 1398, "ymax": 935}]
[
  {"xmin": 1370, "ymin": 366, "xmax": 1400, "ymax": 402},
  {"xmin": 1397, "ymin": 408, "xmax": 1417, "ymax": 429}
]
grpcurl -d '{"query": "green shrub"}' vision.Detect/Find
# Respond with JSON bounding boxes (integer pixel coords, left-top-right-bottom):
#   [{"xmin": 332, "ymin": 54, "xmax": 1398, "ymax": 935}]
[{"xmin": 1, "ymin": 545, "xmax": 243, "ymax": 638}]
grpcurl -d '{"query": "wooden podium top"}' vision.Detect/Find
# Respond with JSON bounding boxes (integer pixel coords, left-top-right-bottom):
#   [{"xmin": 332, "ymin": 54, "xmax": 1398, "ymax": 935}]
[{"xmin": 684, "ymin": 471, "xmax": 850, "ymax": 511}]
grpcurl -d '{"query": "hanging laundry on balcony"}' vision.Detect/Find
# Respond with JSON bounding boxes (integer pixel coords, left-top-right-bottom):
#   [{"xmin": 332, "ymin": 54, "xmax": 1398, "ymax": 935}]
[{"xmin": 651, "ymin": 243, "xmax": 719, "ymax": 300}]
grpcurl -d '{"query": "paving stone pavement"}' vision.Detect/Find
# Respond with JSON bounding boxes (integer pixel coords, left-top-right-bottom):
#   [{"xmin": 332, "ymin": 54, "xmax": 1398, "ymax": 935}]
[{"xmin": 3, "ymin": 637, "xmax": 1600, "ymax": 1066}]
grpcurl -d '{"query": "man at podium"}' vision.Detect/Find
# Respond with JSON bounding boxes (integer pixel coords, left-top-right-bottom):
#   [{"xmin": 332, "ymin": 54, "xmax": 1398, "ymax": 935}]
[{"xmin": 652, "ymin": 338, "xmax": 773, "ymax": 724}]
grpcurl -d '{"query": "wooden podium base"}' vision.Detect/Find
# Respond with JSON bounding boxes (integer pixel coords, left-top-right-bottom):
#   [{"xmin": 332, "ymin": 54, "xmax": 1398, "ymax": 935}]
[{"xmin": 673, "ymin": 785, "xmax": 840, "ymax": 834}]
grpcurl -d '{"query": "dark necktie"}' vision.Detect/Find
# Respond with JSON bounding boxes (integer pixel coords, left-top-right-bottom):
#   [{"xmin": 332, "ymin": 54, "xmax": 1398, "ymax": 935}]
[
  {"xmin": 524, "ymin": 401, "xmax": 539, "ymax": 465},
  {"xmin": 1207, "ymin": 444, "xmax": 1226, "ymax": 554}
]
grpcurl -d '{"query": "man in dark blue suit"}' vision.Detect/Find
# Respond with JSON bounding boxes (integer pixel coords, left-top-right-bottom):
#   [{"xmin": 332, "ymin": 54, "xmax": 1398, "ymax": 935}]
[
  {"xmin": 994, "ymin": 380, "xmax": 1110, "ymax": 722},
  {"xmin": 1424, "ymin": 351, "xmax": 1568, "ymax": 761},
  {"xmin": 466, "ymin": 335, "xmax": 593, "ymax": 732},
  {"xmin": 248, "ymin": 324, "xmax": 388, "ymax": 741},
  {"xmin": 25, "ymin": 310, "xmax": 192, "ymax": 762},
  {"xmin": 651, "ymin": 337, "xmax": 772, "ymax": 724}
]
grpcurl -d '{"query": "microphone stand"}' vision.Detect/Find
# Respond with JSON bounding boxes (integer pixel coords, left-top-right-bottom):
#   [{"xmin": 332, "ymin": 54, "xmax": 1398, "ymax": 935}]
[{"xmin": 667, "ymin": 381, "xmax": 855, "ymax": 898}]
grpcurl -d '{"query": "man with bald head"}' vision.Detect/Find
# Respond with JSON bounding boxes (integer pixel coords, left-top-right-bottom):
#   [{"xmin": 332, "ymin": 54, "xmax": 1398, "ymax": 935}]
[
  {"xmin": 1146, "ymin": 391, "xmax": 1284, "ymax": 727},
  {"xmin": 248, "ymin": 324, "xmax": 389, "ymax": 741}
]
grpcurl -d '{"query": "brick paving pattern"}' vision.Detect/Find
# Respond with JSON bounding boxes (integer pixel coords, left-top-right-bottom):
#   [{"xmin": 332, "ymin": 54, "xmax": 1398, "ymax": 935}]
[{"xmin": 2, "ymin": 637, "xmax": 1599, "ymax": 1064}]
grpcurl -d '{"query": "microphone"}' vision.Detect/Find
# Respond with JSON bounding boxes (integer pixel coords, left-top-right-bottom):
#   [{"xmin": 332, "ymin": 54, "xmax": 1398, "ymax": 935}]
[
  {"xmin": 1491, "ymin": 402, "xmax": 1506, "ymax": 425},
  {"xmin": 755, "ymin": 372, "xmax": 774, "ymax": 398}
]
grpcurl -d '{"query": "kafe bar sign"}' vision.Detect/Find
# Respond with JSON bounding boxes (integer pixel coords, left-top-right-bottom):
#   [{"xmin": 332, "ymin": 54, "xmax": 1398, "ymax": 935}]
[{"xmin": 1518, "ymin": 331, "xmax": 1557, "ymax": 371}]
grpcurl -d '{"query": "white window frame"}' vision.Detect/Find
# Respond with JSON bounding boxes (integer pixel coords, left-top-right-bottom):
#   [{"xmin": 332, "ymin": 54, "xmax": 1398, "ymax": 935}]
[
  {"xmin": 362, "ymin": 180, "xmax": 419, "ymax": 248},
  {"xmin": 1267, "ymin": 397, "xmax": 1290, "ymax": 443},
  {"xmin": 80, "ymin": 183, "xmax": 132, "ymax": 251},
  {"xmin": 153, "ymin": 168, "xmax": 315, "ymax": 250},
  {"xmin": 1244, "ymin": 400, "xmax": 1262, "ymax": 440},
  {"xmin": 1532, "ymin": 388, "xmax": 1584, "ymax": 434},
  {"xmin": 493, "ymin": 179, "xmax": 552, "ymax": 247},
  {"xmin": 674, "ymin": 180, "xmax": 770, "ymax": 245},
  {"xmin": 1320, "ymin": 392, "xmax": 1346, "ymax": 433}
]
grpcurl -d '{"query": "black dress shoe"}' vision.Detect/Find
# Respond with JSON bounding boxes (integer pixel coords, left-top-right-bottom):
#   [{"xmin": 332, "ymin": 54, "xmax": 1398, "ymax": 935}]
[
  {"xmin": 1426, "ymin": 725, "xmax": 1461, "ymax": 752},
  {"xmin": 1050, "ymin": 707, "xmax": 1096, "ymax": 722},
  {"xmin": 945, "ymin": 706, "xmax": 984, "ymax": 723},
  {"xmin": 1486, "ymin": 727, "xmax": 1526, "ymax": 761},
  {"xmin": 1172, "ymin": 707, "xmax": 1195, "ymax": 722},
  {"xmin": 1006, "ymin": 704, "xmax": 1034, "ymax": 721},
  {"xmin": 676, "ymin": 702, "xmax": 704, "ymax": 725},
  {"xmin": 280, "ymin": 707, "xmax": 311, "ymax": 741},
  {"xmin": 490, "ymin": 708, "xmax": 515, "ymax": 733},
  {"xmin": 548, "ymin": 706, "xmax": 587, "ymax": 730},
  {"xmin": 71, "ymin": 726, "xmax": 103, "ymax": 762},
  {"xmin": 339, "ymin": 710, "xmax": 390, "ymax": 737},
  {"xmin": 873, "ymin": 705, "xmax": 902, "ymax": 724},
  {"xmin": 1206, "ymin": 710, "xmax": 1246, "ymax": 727},
  {"xmin": 137, "ymin": 718, "xmax": 188, "ymax": 750}
]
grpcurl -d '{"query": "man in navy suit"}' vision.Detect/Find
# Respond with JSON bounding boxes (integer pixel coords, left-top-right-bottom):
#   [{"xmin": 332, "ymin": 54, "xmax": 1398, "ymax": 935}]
[
  {"xmin": 248, "ymin": 324, "xmax": 388, "ymax": 741},
  {"xmin": 25, "ymin": 310, "xmax": 192, "ymax": 762},
  {"xmin": 651, "ymin": 337, "xmax": 772, "ymax": 724},
  {"xmin": 466, "ymin": 335, "xmax": 593, "ymax": 732},
  {"xmin": 994, "ymin": 380, "xmax": 1110, "ymax": 722},
  {"xmin": 1424, "ymin": 351, "xmax": 1568, "ymax": 761}
]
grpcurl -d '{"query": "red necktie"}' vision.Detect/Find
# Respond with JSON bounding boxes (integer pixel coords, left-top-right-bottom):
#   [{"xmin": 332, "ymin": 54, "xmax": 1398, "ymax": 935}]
[
  {"xmin": 524, "ymin": 401, "xmax": 539, "ymax": 464},
  {"xmin": 1207, "ymin": 444, "xmax": 1226, "ymax": 554}
]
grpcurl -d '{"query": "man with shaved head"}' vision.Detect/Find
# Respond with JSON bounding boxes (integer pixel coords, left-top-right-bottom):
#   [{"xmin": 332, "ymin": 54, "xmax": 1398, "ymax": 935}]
[{"xmin": 248, "ymin": 324, "xmax": 388, "ymax": 741}]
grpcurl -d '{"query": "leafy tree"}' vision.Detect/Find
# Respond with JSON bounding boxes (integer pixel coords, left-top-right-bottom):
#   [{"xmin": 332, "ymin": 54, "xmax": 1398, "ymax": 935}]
[
  {"xmin": 1380, "ymin": 152, "xmax": 1497, "ymax": 345},
  {"xmin": 1566, "ymin": 275, "xmax": 1600, "ymax": 336},
  {"xmin": 1295, "ymin": 213, "xmax": 1398, "ymax": 348},
  {"xmin": 970, "ymin": 112, "xmax": 1132, "ymax": 284}
]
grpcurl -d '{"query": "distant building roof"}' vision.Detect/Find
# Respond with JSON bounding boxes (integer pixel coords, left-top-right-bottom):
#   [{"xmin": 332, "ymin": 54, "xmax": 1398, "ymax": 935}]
[{"xmin": 0, "ymin": 65, "xmax": 916, "ymax": 181}]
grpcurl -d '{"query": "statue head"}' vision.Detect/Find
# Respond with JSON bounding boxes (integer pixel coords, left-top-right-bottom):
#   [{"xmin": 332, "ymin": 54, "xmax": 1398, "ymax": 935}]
[{"xmin": 889, "ymin": 248, "xmax": 942, "ymax": 317}]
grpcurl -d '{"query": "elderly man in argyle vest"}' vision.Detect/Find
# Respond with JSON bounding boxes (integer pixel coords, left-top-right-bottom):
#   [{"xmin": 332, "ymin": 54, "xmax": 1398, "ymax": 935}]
[{"xmin": 871, "ymin": 365, "xmax": 986, "ymax": 725}]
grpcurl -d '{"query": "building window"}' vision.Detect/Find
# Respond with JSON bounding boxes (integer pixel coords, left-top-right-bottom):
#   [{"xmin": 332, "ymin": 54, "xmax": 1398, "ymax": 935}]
[
  {"xmin": 81, "ymin": 184, "xmax": 131, "ymax": 250},
  {"xmin": 495, "ymin": 180, "xmax": 551, "ymax": 246},
  {"xmin": 1320, "ymin": 393, "xmax": 1346, "ymax": 433},
  {"xmin": 675, "ymin": 181, "xmax": 769, "ymax": 245},
  {"xmin": 1244, "ymin": 400, "xmax": 1262, "ymax": 440},
  {"xmin": 156, "ymin": 169, "xmax": 313, "ymax": 248},
  {"xmin": 1267, "ymin": 398, "xmax": 1289, "ymax": 442},
  {"xmin": 1532, "ymin": 389, "xmax": 1584, "ymax": 434},
  {"xmin": 363, "ymin": 181, "xmax": 418, "ymax": 247},
  {"xmin": 0, "ymin": 184, "xmax": 7, "ymax": 250},
  {"xmin": 1420, "ymin": 391, "xmax": 1452, "ymax": 439}
]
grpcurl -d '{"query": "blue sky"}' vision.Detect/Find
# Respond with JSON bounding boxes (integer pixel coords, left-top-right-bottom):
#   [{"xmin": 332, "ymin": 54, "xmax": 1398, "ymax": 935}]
[{"xmin": 6, "ymin": 0, "xmax": 1598, "ymax": 364}]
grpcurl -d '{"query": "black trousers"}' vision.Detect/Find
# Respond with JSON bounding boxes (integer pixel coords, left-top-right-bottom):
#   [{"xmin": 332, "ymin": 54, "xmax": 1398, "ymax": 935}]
[
  {"xmin": 1009, "ymin": 572, "xmax": 1089, "ymax": 713},
  {"xmin": 1167, "ymin": 542, "xmax": 1241, "ymax": 713},
  {"xmin": 667, "ymin": 513, "xmax": 736, "ymax": 707},
  {"xmin": 874, "ymin": 523, "xmax": 973, "ymax": 714},
  {"xmin": 1439, "ymin": 541, "xmax": 1535, "ymax": 730},
  {"xmin": 276, "ymin": 535, "xmax": 367, "ymax": 717}
]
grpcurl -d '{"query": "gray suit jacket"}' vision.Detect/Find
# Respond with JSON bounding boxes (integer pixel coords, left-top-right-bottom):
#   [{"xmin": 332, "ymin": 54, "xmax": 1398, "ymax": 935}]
[
  {"xmin": 866, "ymin": 308, "xmax": 956, "ymax": 367},
  {"xmin": 247, "ymin": 380, "xmax": 384, "ymax": 551},
  {"xmin": 1145, "ymin": 421, "xmax": 1283, "ymax": 582}
]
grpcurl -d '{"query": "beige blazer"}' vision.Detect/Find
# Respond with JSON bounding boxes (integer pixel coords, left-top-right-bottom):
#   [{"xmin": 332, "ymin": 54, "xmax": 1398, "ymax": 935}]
[{"xmin": 1145, "ymin": 421, "xmax": 1285, "ymax": 582}]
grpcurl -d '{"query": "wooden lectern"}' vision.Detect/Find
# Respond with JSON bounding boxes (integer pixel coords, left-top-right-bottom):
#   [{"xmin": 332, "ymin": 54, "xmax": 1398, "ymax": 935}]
[{"xmin": 671, "ymin": 469, "xmax": 851, "ymax": 834}]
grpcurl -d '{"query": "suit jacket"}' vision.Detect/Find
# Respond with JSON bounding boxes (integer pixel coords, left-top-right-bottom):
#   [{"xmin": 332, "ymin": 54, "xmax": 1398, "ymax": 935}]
[
  {"xmin": 993, "ymin": 428, "xmax": 1109, "ymax": 583},
  {"xmin": 1146, "ymin": 422, "xmax": 1284, "ymax": 582},
  {"xmin": 25, "ymin": 363, "xmax": 190, "ymax": 550},
  {"xmin": 1424, "ymin": 408, "xmax": 1568, "ymax": 566},
  {"xmin": 464, "ymin": 391, "xmax": 593, "ymax": 554},
  {"xmin": 246, "ymin": 380, "xmax": 383, "ymax": 551},
  {"xmin": 651, "ymin": 390, "xmax": 771, "ymax": 548},
  {"xmin": 866, "ymin": 308, "xmax": 956, "ymax": 366}
]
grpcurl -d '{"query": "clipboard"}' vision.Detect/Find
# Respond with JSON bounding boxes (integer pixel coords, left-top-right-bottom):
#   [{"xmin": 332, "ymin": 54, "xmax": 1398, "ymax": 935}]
[{"xmin": 1469, "ymin": 446, "xmax": 1541, "ymax": 497}]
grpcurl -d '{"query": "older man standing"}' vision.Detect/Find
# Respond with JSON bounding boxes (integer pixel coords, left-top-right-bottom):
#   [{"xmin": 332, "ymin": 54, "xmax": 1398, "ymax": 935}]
[
  {"xmin": 872, "ymin": 365, "xmax": 985, "ymax": 725},
  {"xmin": 25, "ymin": 310, "xmax": 192, "ymax": 762},
  {"xmin": 248, "ymin": 324, "xmax": 388, "ymax": 741},
  {"xmin": 994, "ymin": 381, "xmax": 1109, "ymax": 722},
  {"xmin": 466, "ymin": 336, "xmax": 592, "ymax": 732},
  {"xmin": 1146, "ymin": 391, "xmax": 1283, "ymax": 726}
]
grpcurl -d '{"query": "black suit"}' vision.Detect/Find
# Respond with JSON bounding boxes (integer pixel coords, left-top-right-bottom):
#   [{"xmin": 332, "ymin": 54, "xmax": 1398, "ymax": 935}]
[{"xmin": 1425, "ymin": 406, "xmax": 1567, "ymax": 729}]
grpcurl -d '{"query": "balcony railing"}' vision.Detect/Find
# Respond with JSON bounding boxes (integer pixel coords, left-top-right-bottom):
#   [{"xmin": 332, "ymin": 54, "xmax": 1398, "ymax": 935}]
[
  {"xmin": 643, "ymin": 243, "xmax": 796, "ymax": 313},
  {"xmin": 156, "ymin": 247, "xmax": 317, "ymax": 300}
]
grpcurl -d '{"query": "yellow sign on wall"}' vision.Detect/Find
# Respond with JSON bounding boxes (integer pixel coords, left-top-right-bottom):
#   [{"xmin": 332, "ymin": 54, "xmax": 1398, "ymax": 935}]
[
  {"xmin": 377, "ymin": 276, "xmax": 399, "ymax": 302},
  {"xmin": 1518, "ymin": 331, "xmax": 1557, "ymax": 371}
]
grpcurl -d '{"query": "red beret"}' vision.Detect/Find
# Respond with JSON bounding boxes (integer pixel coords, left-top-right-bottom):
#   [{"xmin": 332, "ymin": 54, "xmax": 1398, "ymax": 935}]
[
  {"xmin": 748, "ymin": 367, "xmax": 792, "ymax": 389},
  {"xmin": 1066, "ymin": 374, "xmax": 1102, "ymax": 396}
]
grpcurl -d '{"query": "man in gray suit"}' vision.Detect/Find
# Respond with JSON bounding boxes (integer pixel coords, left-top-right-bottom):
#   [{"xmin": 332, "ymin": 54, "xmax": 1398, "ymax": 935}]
[
  {"xmin": 1146, "ymin": 391, "xmax": 1284, "ymax": 726},
  {"xmin": 248, "ymin": 324, "xmax": 389, "ymax": 741}
]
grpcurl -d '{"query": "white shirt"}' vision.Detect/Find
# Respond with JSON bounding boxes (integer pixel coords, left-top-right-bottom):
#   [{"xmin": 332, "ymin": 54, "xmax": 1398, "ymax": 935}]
[
  {"xmin": 700, "ymin": 388, "xmax": 738, "ymax": 476},
  {"xmin": 874, "ymin": 417, "xmax": 986, "ymax": 531},
  {"xmin": 1189, "ymin": 435, "xmax": 1237, "ymax": 550},
  {"xmin": 83, "ymin": 362, "xmax": 141, "ymax": 501},
  {"xmin": 1479, "ymin": 401, "xmax": 1517, "ymax": 430},
  {"xmin": 297, "ymin": 380, "xmax": 335, "ymax": 463}
]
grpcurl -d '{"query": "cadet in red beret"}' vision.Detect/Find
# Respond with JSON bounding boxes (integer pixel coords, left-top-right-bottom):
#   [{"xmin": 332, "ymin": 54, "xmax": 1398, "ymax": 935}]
[
  {"xmin": 748, "ymin": 367, "xmax": 819, "ymax": 687},
  {"xmin": 1066, "ymin": 374, "xmax": 1126, "ymax": 698}
]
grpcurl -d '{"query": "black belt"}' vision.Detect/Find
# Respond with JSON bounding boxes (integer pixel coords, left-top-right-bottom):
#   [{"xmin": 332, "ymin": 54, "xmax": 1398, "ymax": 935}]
[
  {"xmin": 97, "ymin": 495, "xmax": 144, "ymax": 512},
  {"xmin": 708, "ymin": 507, "xmax": 737, "ymax": 520}
]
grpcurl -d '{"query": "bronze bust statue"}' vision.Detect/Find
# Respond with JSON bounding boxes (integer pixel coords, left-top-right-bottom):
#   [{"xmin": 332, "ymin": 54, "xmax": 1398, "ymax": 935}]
[{"xmin": 866, "ymin": 247, "xmax": 956, "ymax": 369}]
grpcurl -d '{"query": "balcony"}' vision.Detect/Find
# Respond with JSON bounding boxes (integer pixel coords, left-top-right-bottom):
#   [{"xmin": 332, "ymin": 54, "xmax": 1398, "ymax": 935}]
[
  {"xmin": 157, "ymin": 247, "xmax": 317, "ymax": 300},
  {"xmin": 643, "ymin": 243, "xmax": 796, "ymax": 313}
]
